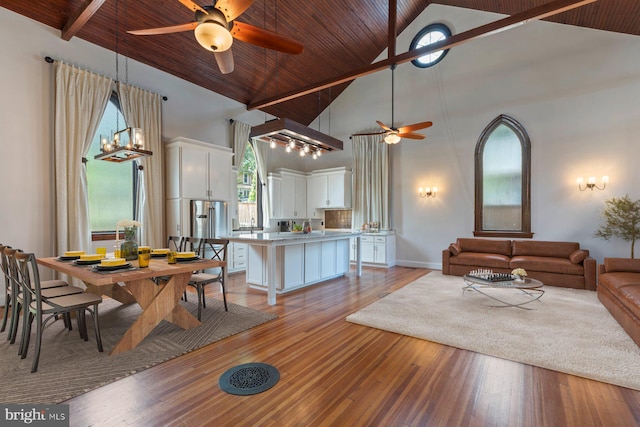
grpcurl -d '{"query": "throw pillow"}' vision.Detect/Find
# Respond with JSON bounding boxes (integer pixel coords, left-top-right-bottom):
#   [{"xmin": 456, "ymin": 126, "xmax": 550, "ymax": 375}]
[
  {"xmin": 449, "ymin": 243, "xmax": 461, "ymax": 256},
  {"xmin": 569, "ymin": 249, "xmax": 587, "ymax": 264}
]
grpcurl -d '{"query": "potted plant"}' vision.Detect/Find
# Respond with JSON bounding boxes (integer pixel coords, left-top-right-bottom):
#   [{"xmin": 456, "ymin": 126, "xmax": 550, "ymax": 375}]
[{"xmin": 594, "ymin": 195, "xmax": 640, "ymax": 258}]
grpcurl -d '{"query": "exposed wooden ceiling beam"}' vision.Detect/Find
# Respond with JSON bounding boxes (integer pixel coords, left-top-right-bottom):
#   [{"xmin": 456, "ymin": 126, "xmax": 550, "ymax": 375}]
[
  {"xmin": 388, "ymin": 0, "xmax": 397, "ymax": 60},
  {"xmin": 61, "ymin": 0, "xmax": 106, "ymax": 41},
  {"xmin": 248, "ymin": 0, "xmax": 598, "ymax": 111}
]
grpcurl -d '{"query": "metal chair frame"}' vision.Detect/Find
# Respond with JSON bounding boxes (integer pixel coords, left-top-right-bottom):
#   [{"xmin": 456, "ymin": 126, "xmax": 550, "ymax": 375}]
[
  {"xmin": 186, "ymin": 238, "xmax": 229, "ymax": 320},
  {"xmin": 15, "ymin": 251, "xmax": 103, "ymax": 373}
]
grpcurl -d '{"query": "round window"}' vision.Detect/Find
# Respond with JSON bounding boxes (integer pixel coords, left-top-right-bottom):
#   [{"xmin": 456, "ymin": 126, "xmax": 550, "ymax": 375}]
[{"xmin": 410, "ymin": 23, "xmax": 452, "ymax": 68}]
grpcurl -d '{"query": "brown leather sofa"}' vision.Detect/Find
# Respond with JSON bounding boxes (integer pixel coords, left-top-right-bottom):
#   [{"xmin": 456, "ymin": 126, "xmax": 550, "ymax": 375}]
[
  {"xmin": 442, "ymin": 238, "xmax": 597, "ymax": 290},
  {"xmin": 598, "ymin": 258, "xmax": 640, "ymax": 347}
]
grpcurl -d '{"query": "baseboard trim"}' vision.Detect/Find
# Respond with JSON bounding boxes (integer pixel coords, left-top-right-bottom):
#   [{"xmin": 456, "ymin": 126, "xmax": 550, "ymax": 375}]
[{"xmin": 396, "ymin": 260, "xmax": 442, "ymax": 270}]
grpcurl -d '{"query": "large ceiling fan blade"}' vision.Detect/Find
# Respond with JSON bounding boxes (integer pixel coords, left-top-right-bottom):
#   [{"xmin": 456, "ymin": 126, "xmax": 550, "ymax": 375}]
[
  {"xmin": 397, "ymin": 121, "xmax": 433, "ymax": 133},
  {"xmin": 397, "ymin": 132, "xmax": 426, "ymax": 140},
  {"xmin": 178, "ymin": 0, "xmax": 207, "ymax": 14},
  {"xmin": 351, "ymin": 131, "xmax": 386, "ymax": 136},
  {"xmin": 215, "ymin": 0, "xmax": 255, "ymax": 21},
  {"xmin": 376, "ymin": 120, "xmax": 392, "ymax": 131},
  {"xmin": 230, "ymin": 22, "xmax": 303, "ymax": 54},
  {"xmin": 214, "ymin": 49, "xmax": 235, "ymax": 74},
  {"xmin": 128, "ymin": 22, "xmax": 198, "ymax": 36}
]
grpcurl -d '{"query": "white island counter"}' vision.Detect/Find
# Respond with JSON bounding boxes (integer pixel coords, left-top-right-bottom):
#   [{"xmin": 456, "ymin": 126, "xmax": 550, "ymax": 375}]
[{"xmin": 224, "ymin": 230, "xmax": 362, "ymax": 305}]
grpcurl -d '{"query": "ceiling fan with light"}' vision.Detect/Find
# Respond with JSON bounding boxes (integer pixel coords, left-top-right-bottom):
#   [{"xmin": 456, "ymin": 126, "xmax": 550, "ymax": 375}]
[
  {"xmin": 352, "ymin": 64, "xmax": 432, "ymax": 144},
  {"xmin": 128, "ymin": 0, "xmax": 304, "ymax": 74}
]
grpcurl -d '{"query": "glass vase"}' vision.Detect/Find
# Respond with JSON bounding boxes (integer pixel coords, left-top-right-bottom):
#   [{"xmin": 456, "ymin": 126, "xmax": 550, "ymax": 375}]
[{"xmin": 120, "ymin": 226, "xmax": 139, "ymax": 261}]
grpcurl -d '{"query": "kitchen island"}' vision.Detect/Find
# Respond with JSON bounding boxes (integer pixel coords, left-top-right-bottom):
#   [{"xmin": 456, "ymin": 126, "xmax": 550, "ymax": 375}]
[{"xmin": 224, "ymin": 230, "xmax": 362, "ymax": 305}]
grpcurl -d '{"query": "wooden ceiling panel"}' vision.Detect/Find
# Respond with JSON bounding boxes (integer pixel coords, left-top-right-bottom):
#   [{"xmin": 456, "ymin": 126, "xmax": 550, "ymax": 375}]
[{"xmin": 1, "ymin": 0, "xmax": 638, "ymax": 125}]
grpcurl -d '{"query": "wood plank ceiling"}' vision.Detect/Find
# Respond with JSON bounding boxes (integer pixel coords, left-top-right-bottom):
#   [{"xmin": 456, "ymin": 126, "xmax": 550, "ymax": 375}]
[{"xmin": 1, "ymin": 0, "xmax": 638, "ymax": 125}]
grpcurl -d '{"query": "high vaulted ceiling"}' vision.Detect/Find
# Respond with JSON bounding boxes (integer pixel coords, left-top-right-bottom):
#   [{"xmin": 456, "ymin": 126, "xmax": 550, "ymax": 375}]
[{"xmin": 1, "ymin": 1, "xmax": 638, "ymax": 125}]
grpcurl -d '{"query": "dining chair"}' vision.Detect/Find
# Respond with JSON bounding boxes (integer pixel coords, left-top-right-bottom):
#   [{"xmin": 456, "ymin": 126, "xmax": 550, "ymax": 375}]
[
  {"xmin": 182, "ymin": 237, "xmax": 201, "ymax": 254},
  {"xmin": 15, "ymin": 251, "xmax": 104, "ymax": 373},
  {"xmin": 2, "ymin": 245, "xmax": 81, "ymax": 342},
  {"xmin": 181, "ymin": 236, "xmax": 201, "ymax": 303},
  {"xmin": 186, "ymin": 238, "xmax": 229, "ymax": 320},
  {"xmin": 0, "ymin": 244, "xmax": 13, "ymax": 335},
  {"xmin": 153, "ymin": 236, "xmax": 184, "ymax": 286},
  {"xmin": 167, "ymin": 235, "xmax": 183, "ymax": 252}
]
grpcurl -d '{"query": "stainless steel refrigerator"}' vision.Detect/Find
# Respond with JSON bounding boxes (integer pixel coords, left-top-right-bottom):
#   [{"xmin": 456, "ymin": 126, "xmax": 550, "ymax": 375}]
[
  {"xmin": 190, "ymin": 200, "xmax": 228, "ymax": 274},
  {"xmin": 190, "ymin": 200, "xmax": 229, "ymax": 240}
]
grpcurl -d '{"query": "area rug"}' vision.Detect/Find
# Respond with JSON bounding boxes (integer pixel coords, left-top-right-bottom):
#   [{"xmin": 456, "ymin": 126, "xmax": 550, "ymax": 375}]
[
  {"xmin": 346, "ymin": 271, "xmax": 640, "ymax": 391},
  {"xmin": 0, "ymin": 297, "xmax": 276, "ymax": 404}
]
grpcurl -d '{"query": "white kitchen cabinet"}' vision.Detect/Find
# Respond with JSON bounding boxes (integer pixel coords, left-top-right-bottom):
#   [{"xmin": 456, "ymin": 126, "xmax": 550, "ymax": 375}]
[
  {"xmin": 336, "ymin": 239, "xmax": 350, "ymax": 274},
  {"xmin": 307, "ymin": 167, "xmax": 352, "ymax": 212},
  {"xmin": 243, "ymin": 235, "xmax": 354, "ymax": 295},
  {"xmin": 269, "ymin": 169, "xmax": 307, "ymax": 219},
  {"xmin": 165, "ymin": 137, "xmax": 233, "ymax": 243},
  {"xmin": 179, "ymin": 143, "xmax": 209, "ymax": 200},
  {"xmin": 228, "ymin": 242, "xmax": 247, "ymax": 273},
  {"xmin": 320, "ymin": 240, "xmax": 337, "ymax": 278},
  {"xmin": 165, "ymin": 199, "xmax": 190, "ymax": 239},
  {"xmin": 267, "ymin": 174, "xmax": 283, "ymax": 219},
  {"xmin": 306, "ymin": 175, "xmax": 325, "ymax": 219},
  {"xmin": 247, "ymin": 244, "xmax": 267, "ymax": 286},
  {"xmin": 352, "ymin": 234, "xmax": 396, "ymax": 268},
  {"xmin": 165, "ymin": 137, "xmax": 233, "ymax": 202},
  {"xmin": 282, "ymin": 245, "xmax": 304, "ymax": 288},
  {"xmin": 246, "ymin": 243, "xmax": 306, "ymax": 290},
  {"xmin": 281, "ymin": 170, "xmax": 307, "ymax": 219},
  {"xmin": 304, "ymin": 242, "xmax": 322, "ymax": 283}
]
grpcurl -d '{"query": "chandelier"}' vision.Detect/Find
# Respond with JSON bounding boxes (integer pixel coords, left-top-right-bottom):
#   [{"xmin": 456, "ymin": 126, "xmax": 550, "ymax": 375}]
[
  {"xmin": 94, "ymin": 0, "xmax": 152, "ymax": 163},
  {"xmin": 94, "ymin": 127, "xmax": 152, "ymax": 162}
]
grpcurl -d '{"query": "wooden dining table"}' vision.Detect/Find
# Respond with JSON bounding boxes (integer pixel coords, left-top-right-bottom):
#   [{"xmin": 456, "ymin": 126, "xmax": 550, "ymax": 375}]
[{"xmin": 37, "ymin": 256, "xmax": 225, "ymax": 355}]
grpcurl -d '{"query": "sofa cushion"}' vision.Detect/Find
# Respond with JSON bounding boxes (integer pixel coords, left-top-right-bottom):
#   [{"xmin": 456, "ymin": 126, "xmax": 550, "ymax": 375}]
[
  {"xmin": 457, "ymin": 238, "xmax": 511, "ymax": 256},
  {"xmin": 569, "ymin": 249, "xmax": 588, "ymax": 264},
  {"xmin": 449, "ymin": 243, "xmax": 461, "ymax": 256},
  {"xmin": 599, "ymin": 275, "xmax": 640, "ymax": 317},
  {"xmin": 450, "ymin": 252, "xmax": 510, "ymax": 269},
  {"xmin": 510, "ymin": 256, "xmax": 584, "ymax": 275},
  {"xmin": 604, "ymin": 258, "xmax": 640, "ymax": 273},
  {"xmin": 511, "ymin": 240, "xmax": 579, "ymax": 259}
]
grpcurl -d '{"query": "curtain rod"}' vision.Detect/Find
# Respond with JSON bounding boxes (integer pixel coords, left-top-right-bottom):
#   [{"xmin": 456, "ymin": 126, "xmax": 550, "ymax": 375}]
[{"xmin": 44, "ymin": 56, "xmax": 168, "ymax": 101}]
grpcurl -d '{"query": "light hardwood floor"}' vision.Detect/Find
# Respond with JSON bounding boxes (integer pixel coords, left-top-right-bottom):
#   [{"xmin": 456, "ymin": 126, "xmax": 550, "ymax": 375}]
[{"xmin": 67, "ymin": 267, "xmax": 640, "ymax": 426}]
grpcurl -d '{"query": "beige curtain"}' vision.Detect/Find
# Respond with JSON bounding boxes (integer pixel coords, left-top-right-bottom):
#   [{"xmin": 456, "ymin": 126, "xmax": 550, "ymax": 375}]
[
  {"xmin": 352, "ymin": 135, "xmax": 390, "ymax": 230},
  {"xmin": 117, "ymin": 82, "xmax": 163, "ymax": 247},
  {"xmin": 54, "ymin": 62, "xmax": 113, "ymax": 255},
  {"xmin": 251, "ymin": 138, "xmax": 271, "ymax": 227},
  {"xmin": 232, "ymin": 120, "xmax": 251, "ymax": 167}
]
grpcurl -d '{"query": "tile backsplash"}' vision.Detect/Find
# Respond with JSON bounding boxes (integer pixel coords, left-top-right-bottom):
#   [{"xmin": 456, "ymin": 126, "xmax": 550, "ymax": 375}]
[{"xmin": 325, "ymin": 210, "xmax": 352, "ymax": 229}]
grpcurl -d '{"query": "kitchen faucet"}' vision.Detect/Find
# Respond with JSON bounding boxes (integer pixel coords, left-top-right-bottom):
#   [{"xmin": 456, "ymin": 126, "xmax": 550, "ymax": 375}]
[{"xmin": 250, "ymin": 217, "xmax": 255, "ymax": 234}]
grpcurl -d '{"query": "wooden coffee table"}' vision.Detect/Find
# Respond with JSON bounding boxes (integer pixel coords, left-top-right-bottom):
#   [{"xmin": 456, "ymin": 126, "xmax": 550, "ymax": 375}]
[{"xmin": 462, "ymin": 274, "xmax": 544, "ymax": 309}]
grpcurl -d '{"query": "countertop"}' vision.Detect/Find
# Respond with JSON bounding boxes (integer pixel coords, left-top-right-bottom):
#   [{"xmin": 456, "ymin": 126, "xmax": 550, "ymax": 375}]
[
  {"xmin": 324, "ymin": 229, "xmax": 396, "ymax": 236},
  {"xmin": 223, "ymin": 230, "xmax": 362, "ymax": 243}
]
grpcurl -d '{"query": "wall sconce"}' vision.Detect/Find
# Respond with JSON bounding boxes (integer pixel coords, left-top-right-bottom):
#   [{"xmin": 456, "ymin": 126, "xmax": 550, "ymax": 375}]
[
  {"xmin": 577, "ymin": 176, "xmax": 608, "ymax": 191},
  {"xmin": 419, "ymin": 187, "xmax": 437, "ymax": 198}
]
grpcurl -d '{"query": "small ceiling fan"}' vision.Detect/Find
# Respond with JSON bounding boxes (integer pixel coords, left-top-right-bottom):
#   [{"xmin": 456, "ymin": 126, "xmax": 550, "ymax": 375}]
[
  {"xmin": 128, "ymin": 0, "xmax": 304, "ymax": 74},
  {"xmin": 352, "ymin": 64, "xmax": 432, "ymax": 144}
]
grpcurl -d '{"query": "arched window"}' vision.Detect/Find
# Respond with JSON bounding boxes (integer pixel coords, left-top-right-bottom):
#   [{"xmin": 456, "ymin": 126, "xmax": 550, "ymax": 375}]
[
  {"xmin": 87, "ymin": 92, "xmax": 137, "ymax": 236},
  {"xmin": 474, "ymin": 114, "xmax": 532, "ymax": 238},
  {"xmin": 236, "ymin": 142, "xmax": 262, "ymax": 229}
]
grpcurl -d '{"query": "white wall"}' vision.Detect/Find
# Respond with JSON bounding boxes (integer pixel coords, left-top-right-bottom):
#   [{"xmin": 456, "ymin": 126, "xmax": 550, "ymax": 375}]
[
  {"xmin": 0, "ymin": 7, "xmax": 266, "ymax": 262},
  {"xmin": 307, "ymin": 4, "xmax": 640, "ymax": 268},
  {"xmin": 1, "ymin": 3, "xmax": 639, "ymax": 284}
]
